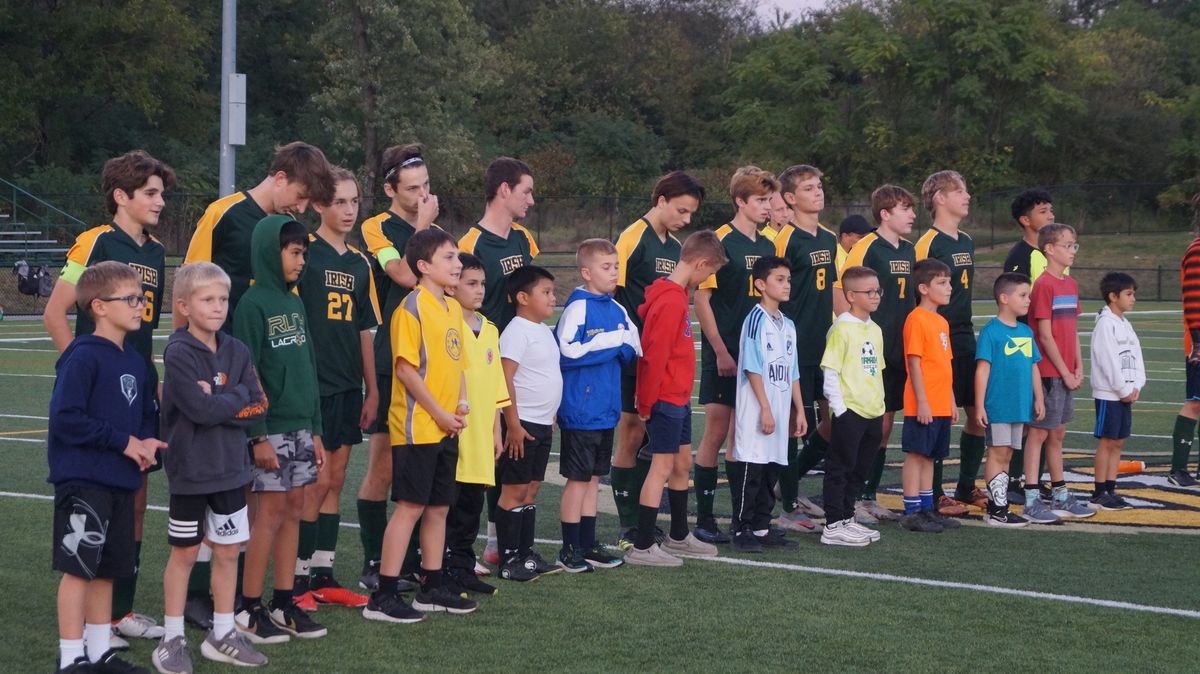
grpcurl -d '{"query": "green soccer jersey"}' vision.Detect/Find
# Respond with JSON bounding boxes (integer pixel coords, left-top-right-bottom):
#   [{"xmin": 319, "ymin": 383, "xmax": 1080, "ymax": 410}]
[
  {"xmin": 699, "ymin": 223, "xmax": 777, "ymax": 366},
  {"xmin": 458, "ymin": 222, "xmax": 540, "ymax": 330},
  {"xmin": 361, "ymin": 210, "xmax": 417, "ymax": 374},
  {"xmin": 184, "ymin": 191, "xmax": 269, "ymax": 333},
  {"xmin": 837, "ymin": 232, "xmax": 915, "ymax": 365},
  {"xmin": 615, "ymin": 217, "xmax": 681, "ymax": 330},
  {"xmin": 774, "ymin": 222, "xmax": 838, "ymax": 366},
  {"xmin": 63, "ymin": 224, "xmax": 165, "ymax": 363},
  {"xmin": 298, "ymin": 233, "xmax": 382, "ymax": 396},
  {"xmin": 916, "ymin": 227, "xmax": 975, "ymax": 336}
]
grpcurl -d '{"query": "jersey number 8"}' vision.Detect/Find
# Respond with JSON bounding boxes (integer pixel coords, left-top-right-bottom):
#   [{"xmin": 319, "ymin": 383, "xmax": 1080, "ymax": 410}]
[{"xmin": 816, "ymin": 268, "xmax": 826, "ymax": 290}]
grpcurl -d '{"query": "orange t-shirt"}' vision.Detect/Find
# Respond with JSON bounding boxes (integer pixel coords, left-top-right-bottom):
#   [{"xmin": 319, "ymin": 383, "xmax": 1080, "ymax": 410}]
[{"xmin": 903, "ymin": 306, "xmax": 954, "ymax": 416}]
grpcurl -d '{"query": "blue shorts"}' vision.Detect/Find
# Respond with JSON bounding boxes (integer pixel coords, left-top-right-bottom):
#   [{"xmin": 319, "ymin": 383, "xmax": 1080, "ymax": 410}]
[
  {"xmin": 646, "ymin": 402, "xmax": 692, "ymax": 454},
  {"xmin": 901, "ymin": 416, "xmax": 951, "ymax": 460},
  {"xmin": 1094, "ymin": 399, "xmax": 1132, "ymax": 440}
]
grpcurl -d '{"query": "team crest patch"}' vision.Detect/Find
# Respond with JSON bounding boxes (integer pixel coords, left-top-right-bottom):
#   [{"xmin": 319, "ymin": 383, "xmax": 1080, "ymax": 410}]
[
  {"xmin": 446, "ymin": 329, "xmax": 462, "ymax": 359},
  {"xmin": 119, "ymin": 374, "xmax": 137, "ymax": 405}
]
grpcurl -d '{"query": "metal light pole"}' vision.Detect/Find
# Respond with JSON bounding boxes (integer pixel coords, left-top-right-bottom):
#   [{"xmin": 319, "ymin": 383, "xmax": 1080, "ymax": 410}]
[{"xmin": 219, "ymin": 0, "xmax": 246, "ymax": 197}]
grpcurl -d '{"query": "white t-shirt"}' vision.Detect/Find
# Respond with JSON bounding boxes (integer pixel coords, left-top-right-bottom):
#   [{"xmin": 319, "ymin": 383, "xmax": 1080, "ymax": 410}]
[
  {"xmin": 499, "ymin": 316, "xmax": 563, "ymax": 425},
  {"xmin": 734, "ymin": 305, "xmax": 799, "ymax": 465}
]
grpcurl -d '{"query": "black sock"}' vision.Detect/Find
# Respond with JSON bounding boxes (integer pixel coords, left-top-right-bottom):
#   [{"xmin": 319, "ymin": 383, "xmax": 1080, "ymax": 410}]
[
  {"xmin": 378, "ymin": 574, "xmax": 399, "ymax": 596},
  {"xmin": 1106, "ymin": 479, "xmax": 1117, "ymax": 494},
  {"xmin": 270, "ymin": 588, "xmax": 291, "ymax": 611},
  {"xmin": 635, "ymin": 505, "xmax": 658, "ymax": 550},
  {"xmin": 668, "ymin": 489, "xmax": 689, "ymax": 541},
  {"xmin": 240, "ymin": 594, "xmax": 260, "ymax": 611},
  {"xmin": 1093, "ymin": 482, "xmax": 1105, "ymax": 498},
  {"xmin": 1051, "ymin": 479, "xmax": 1066, "ymax": 490},
  {"xmin": 520, "ymin": 505, "xmax": 537, "ymax": 557},
  {"xmin": 420, "ymin": 567, "xmax": 442, "ymax": 590},
  {"xmin": 496, "ymin": 508, "xmax": 521, "ymax": 563}
]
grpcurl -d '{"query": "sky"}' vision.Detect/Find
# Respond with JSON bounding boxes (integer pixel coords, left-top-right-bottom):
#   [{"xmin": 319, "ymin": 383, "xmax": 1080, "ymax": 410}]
[{"xmin": 757, "ymin": 0, "xmax": 831, "ymax": 23}]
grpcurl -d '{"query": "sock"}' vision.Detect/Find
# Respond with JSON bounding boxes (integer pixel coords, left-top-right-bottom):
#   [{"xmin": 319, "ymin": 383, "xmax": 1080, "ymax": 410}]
[
  {"xmin": 667, "ymin": 488, "xmax": 689, "ymax": 541},
  {"xmin": 420, "ymin": 567, "xmax": 442, "ymax": 590},
  {"xmin": 520, "ymin": 504, "xmax": 537, "ymax": 557},
  {"xmin": 496, "ymin": 508, "xmax": 521, "ymax": 562},
  {"xmin": 1093, "ymin": 482, "xmax": 1105, "ymax": 498},
  {"xmin": 561, "ymin": 521, "xmax": 580, "ymax": 550},
  {"xmin": 932, "ymin": 459, "xmax": 946, "ymax": 499},
  {"xmin": 110, "ymin": 540, "xmax": 140, "ymax": 621},
  {"xmin": 1106, "ymin": 479, "xmax": 1117, "ymax": 495},
  {"xmin": 635, "ymin": 505, "xmax": 658, "ymax": 550},
  {"xmin": 903, "ymin": 495, "xmax": 921, "ymax": 515},
  {"xmin": 919, "ymin": 489, "xmax": 933, "ymax": 512},
  {"xmin": 724, "ymin": 457, "xmax": 742, "ymax": 520},
  {"xmin": 797, "ymin": 432, "xmax": 828, "ymax": 475},
  {"xmin": 609, "ymin": 466, "xmax": 639, "ymax": 528},
  {"xmin": 271, "ymin": 588, "xmax": 292, "ymax": 611},
  {"xmin": 987, "ymin": 472, "xmax": 1009, "ymax": 510},
  {"xmin": 957, "ymin": 432, "xmax": 986, "ymax": 492},
  {"xmin": 486, "ymin": 521, "xmax": 497, "ymax": 549},
  {"xmin": 1172, "ymin": 415, "xmax": 1197, "ymax": 472},
  {"xmin": 378, "ymin": 574, "xmax": 398, "ymax": 596},
  {"xmin": 1051, "ymin": 481, "xmax": 1068, "ymax": 503},
  {"xmin": 59, "ymin": 638, "xmax": 85, "ymax": 665},
  {"xmin": 162, "ymin": 615, "xmax": 185, "ymax": 641},
  {"xmin": 861, "ymin": 450, "xmax": 886, "ymax": 500},
  {"xmin": 312, "ymin": 512, "xmax": 339, "ymax": 577},
  {"xmin": 1024, "ymin": 488, "xmax": 1040, "ymax": 505},
  {"xmin": 212, "ymin": 611, "xmax": 235, "ymax": 640},
  {"xmin": 780, "ymin": 436, "xmax": 800, "ymax": 511},
  {"xmin": 187, "ymin": 549, "xmax": 212, "ymax": 599},
  {"xmin": 580, "ymin": 516, "xmax": 597, "ymax": 550},
  {"xmin": 296, "ymin": 518, "xmax": 317, "ymax": 579},
  {"xmin": 1007, "ymin": 448, "xmax": 1025, "ymax": 487},
  {"xmin": 694, "ymin": 465, "xmax": 719, "ymax": 520},
  {"xmin": 84, "ymin": 623, "xmax": 110, "ymax": 662},
  {"xmin": 356, "ymin": 499, "xmax": 387, "ymax": 563}
]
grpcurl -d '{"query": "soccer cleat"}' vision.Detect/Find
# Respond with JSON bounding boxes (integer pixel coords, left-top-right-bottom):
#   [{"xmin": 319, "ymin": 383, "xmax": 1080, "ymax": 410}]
[
  {"xmin": 731, "ymin": 529, "xmax": 763, "ymax": 553},
  {"xmin": 310, "ymin": 578, "xmax": 369, "ymax": 608},
  {"xmin": 362, "ymin": 590, "xmax": 425, "ymax": 624},
  {"xmin": 935, "ymin": 495, "xmax": 969, "ymax": 517},
  {"xmin": 924, "ymin": 509, "xmax": 961, "ymax": 530},
  {"xmin": 269, "ymin": 602, "xmax": 327, "ymax": 639},
  {"xmin": 1021, "ymin": 497, "xmax": 1061, "ymax": 525},
  {"xmin": 93, "ymin": 649, "xmax": 150, "ymax": 674},
  {"xmin": 358, "ymin": 559, "xmax": 381, "ymax": 592},
  {"xmin": 413, "ymin": 587, "xmax": 480, "ymax": 614},
  {"xmin": 499, "ymin": 557, "xmax": 540, "ymax": 582},
  {"xmin": 151, "ymin": 635, "xmax": 192, "ymax": 674},
  {"xmin": 1050, "ymin": 495, "xmax": 1095, "ymax": 519},
  {"xmin": 1167, "ymin": 470, "xmax": 1199, "ymax": 488},
  {"xmin": 986, "ymin": 510, "xmax": 1030, "ymax": 528},
  {"xmin": 555, "ymin": 546, "xmax": 595, "ymax": 573},
  {"xmin": 234, "ymin": 606, "xmax": 290, "ymax": 645},
  {"xmin": 582, "ymin": 544, "xmax": 624, "ymax": 569},
  {"xmin": 794, "ymin": 490, "xmax": 826, "ymax": 519},
  {"xmin": 846, "ymin": 520, "xmax": 881, "ymax": 542},
  {"xmin": 482, "ymin": 541, "xmax": 500, "ymax": 565},
  {"xmin": 661, "ymin": 532, "xmax": 718, "ymax": 558},
  {"xmin": 819, "ymin": 519, "xmax": 871, "ymax": 547},
  {"xmin": 756, "ymin": 529, "xmax": 799, "ymax": 549},
  {"xmin": 200, "ymin": 628, "xmax": 267, "ymax": 667},
  {"xmin": 624, "ymin": 544, "xmax": 683, "ymax": 567},
  {"xmin": 615, "ymin": 527, "xmax": 636, "ymax": 551},
  {"xmin": 447, "ymin": 568, "xmax": 498, "ymax": 595},
  {"xmin": 473, "ymin": 561, "xmax": 491, "ymax": 577},
  {"xmin": 293, "ymin": 591, "xmax": 318, "ymax": 612},
  {"xmin": 114, "ymin": 613, "xmax": 164, "ymax": 640},
  {"xmin": 57, "ymin": 655, "xmax": 93, "ymax": 673},
  {"xmin": 776, "ymin": 509, "xmax": 822, "ymax": 533},
  {"xmin": 693, "ymin": 517, "xmax": 730, "ymax": 544},
  {"xmin": 954, "ymin": 487, "xmax": 991, "ymax": 510},
  {"xmin": 899, "ymin": 512, "xmax": 943, "ymax": 533}
]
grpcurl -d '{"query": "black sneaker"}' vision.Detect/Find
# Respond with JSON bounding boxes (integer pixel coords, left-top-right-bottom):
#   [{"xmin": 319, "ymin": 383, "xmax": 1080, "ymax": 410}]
[
  {"xmin": 183, "ymin": 595, "xmax": 214, "ymax": 630},
  {"xmin": 234, "ymin": 604, "xmax": 290, "ymax": 644},
  {"xmin": 1168, "ymin": 470, "xmax": 1199, "ymax": 488},
  {"xmin": 362, "ymin": 590, "xmax": 425, "ymax": 624},
  {"xmin": 500, "ymin": 556, "xmax": 539, "ymax": 582},
  {"xmin": 694, "ymin": 517, "xmax": 731, "ymax": 544},
  {"xmin": 92, "ymin": 649, "xmax": 149, "ymax": 673},
  {"xmin": 731, "ymin": 528, "xmax": 763, "ymax": 553},
  {"xmin": 582, "ymin": 544, "xmax": 624, "ymax": 569},
  {"xmin": 57, "ymin": 655, "xmax": 93, "ymax": 673},
  {"xmin": 358, "ymin": 559, "xmax": 381, "ymax": 591},
  {"xmin": 269, "ymin": 602, "xmax": 328, "ymax": 639},
  {"xmin": 447, "ymin": 568, "xmax": 498, "ymax": 595},
  {"xmin": 413, "ymin": 586, "xmax": 480, "ymax": 614},
  {"xmin": 986, "ymin": 509, "xmax": 1030, "ymax": 528},
  {"xmin": 556, "ymin": 545, "xmax": 594, "ymax": 573},
  {"xmin": 756, "ymin": 529, "xmax": 799, "ymax": 548},
  {"xmin": 899, "ymin": 512, "xmax": 943, "ymax": 533},
  {"xmin": 528, "ymin": 551, "xmax": 559, "ymax": 575},
  {"xmin": 1096, "ymin": 492, "xmax": 1133, "ymax": 511}
]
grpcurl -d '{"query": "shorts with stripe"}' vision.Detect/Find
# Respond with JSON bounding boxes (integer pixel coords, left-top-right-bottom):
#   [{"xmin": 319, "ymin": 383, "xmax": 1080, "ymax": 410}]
[
  {"xmin": 1093, "ymin": 399, "xmax": 1132, "ymax": 440},
  {"xmin": 167, "ymin": 487, "xmax": 249, "ymax": 547}
]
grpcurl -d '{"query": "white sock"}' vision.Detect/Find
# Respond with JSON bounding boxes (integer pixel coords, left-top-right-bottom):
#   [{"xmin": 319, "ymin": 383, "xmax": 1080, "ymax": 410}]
[
  {"xmin": 486, "ymin": 522, "xmax": 497, "ymax": 547},
  {"xmin": 84, "ymin": 623, "xmax": 110, "ymax": 662},
  {"xmin": 212, "ymin": 611, "xmax": 235, "ymax": 640},
  {"xmin": 59, "ymin": 638, "xmax": 85, "ymax": 664},
  {"xmin": 753, "ymin": 529, "xmax": 769, "ymax": 537},
  {"xmin": 294, "ymin": 558, "xmax": 310, "ymax": 577},
  {"xmin": 163, "ymin": 615, "xmax": 185, "ymax": 641}
]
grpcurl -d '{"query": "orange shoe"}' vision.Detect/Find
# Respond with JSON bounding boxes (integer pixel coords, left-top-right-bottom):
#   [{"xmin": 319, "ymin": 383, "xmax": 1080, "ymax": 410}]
[
  {"xmin": 294, "ymin": 591, "xmax": 318, "ymax": 612},
  {"xmin": 936, "ymin": 495, "xmax": 969, "ymax": 517},
  {"xmin": 954, "ymin": 487, "xmax": 990, "ymax": 509},
  {"xmin": 311, "ymin": 580, "xmax": 368, "ymax": 608}
]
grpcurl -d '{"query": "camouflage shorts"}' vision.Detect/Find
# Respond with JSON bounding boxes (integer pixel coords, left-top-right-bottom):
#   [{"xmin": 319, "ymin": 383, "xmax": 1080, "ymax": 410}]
[{"xmin": 250, "ymin": 429, "xmax": 318, "ymax": 493}]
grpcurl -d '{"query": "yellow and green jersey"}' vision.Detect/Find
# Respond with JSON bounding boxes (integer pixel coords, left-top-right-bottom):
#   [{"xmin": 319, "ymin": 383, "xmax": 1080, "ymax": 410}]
[
  {"xmin": 458, "ymin": 223, "xmax": 539, "ymax": 330},
  {"xmin": 774, "ymin": 223, "xmax": 838, "ymax": 366},
  {"xmin": 698, "ymin": 223, "xmax": 777, "ymax": 365},
  {"xmin": 915, "ymin": 227, "xmax": 975, "ymax": 336},
  {"xmin": 184, "ymin": 191, "xmax": 268, "ymax": 332},
  {"xmin": 836, "ymin": 232, "xmax": 915, "ymax": 365},
  {"xmin": 361, "ymin": 211, "xmax": 418, "ymax": 376},
  {"xmin": 614, "ymin": 218, "xmax": 681, "ymax": 331}
]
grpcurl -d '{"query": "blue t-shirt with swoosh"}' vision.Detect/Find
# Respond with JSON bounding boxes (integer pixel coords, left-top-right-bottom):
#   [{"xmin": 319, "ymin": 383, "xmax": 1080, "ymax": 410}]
[{"xmin": 976, "ymin": 317, "xmax": 1042, "ymax": 423}]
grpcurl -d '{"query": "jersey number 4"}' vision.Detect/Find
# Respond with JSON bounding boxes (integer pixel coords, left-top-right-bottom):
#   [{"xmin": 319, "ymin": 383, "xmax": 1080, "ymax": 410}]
[{"xmin": 327, "ymin": 292, "xmax": 354, "ymax": 321}]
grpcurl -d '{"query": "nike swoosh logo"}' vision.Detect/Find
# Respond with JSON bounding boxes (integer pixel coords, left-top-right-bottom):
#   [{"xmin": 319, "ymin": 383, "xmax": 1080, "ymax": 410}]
[{"xmin": 1004, "ymin": 343, "xmax": 1022, "ymax": 356}]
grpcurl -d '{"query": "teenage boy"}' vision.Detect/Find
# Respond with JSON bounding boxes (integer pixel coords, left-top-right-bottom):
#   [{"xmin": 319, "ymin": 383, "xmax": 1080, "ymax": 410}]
[
  {"xmin": 362, "ymin": 228, "xmax": 479, "ymax": 623},
  {"xmin": 626, "ymin": 232, "xmax": 728, "ymax": 566},
  {"xmin": 554, "ymin": 239, "xmax": 641, "ymax": 571},
  {"xmin": 693, "ymin": 166, "xmax": 779, "ymax": 543},
  {"xmin": 1171, "ymin": 212, "xmax": 1200, "ymax": 488},
  {"xmin": 155, "ymin": 263, "xmax": 269, "ymax": 672},
  {"xmin": 974, "ymin": 273, "xmax": 1044, "ymax": 528},
  {"xmin": 897, "ymin": 259, "xmax": 961, "ymax": 534},
  {"xmin": 1004, "ymin": 189, "xmax": 1057, "ymax": 284},
  {"xmin": 611, "ymin": 171, "xmax": 703, "ymax": 547},
  {"xmin": 916, "ymin": 171, "xmax": 985, "ymax": 515},
  {"xmin": 495, "ymin": 265, "xmax": 563, "ymax": 580},
  {"xmin": 233, "ymin": 216, "xmax": 328, "ymax": 642},
  {"xmin": 43, "ymin": 151, "xmax": 173, "ymax": 644},
  {"xmin": 1024, "ymin": 223, "xmax": 1093, "ymax": 522},
  {"xmin": 356, "ymin": 144, "xmax": 437, "ymax": 591},
  {"xmin": 773, "ymin": 164, "xmax": 837, "ymax": 531},
  {"xmin": 819, "ymin": 265, "xmax": 885, "ymax": 546},
  {"xmin": 49, "ymin": 261, "xmax": 163, "ymax": 673},
  {"xmin": 730, "ymin": 256, "xmax": 806, "ymax": 552},
  {"xmin": 1090, "ymin": 272, "xmax": 1146, "ymax": 510},
  {"xmin": 836, "ymin": 185, "xmax": 918, "ymax": 523},
  {"xmin": 837, "ymin": 215, "xmax": 873, "ymax": 272},
  {"xmin": 296, "ymin": 168, "xmax": 380, "ymax": 608}
]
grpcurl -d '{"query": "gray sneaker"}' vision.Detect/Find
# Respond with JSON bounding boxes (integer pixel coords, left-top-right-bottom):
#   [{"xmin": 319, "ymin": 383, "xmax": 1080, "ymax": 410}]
[
  {"xmin": 1022, "ymin": 496, "xmax": 1061, "ymax": 524},
  {"xmin": 661, "ymin": 532, "xmax": 719, "ymax": 558},
  {"xmin": 152, "ymin": 635, "xmax": 192, "ymax": 674},
  {"xmin": 624, "ymin": 544, "xmax": 683, "ymax": 567},
  {"xmin": 201, "ymin": 628, "xmax": 267, "ymax": 667},
  {"xmin": 794, "ymin": 490, "xmax": 826, "ymax": 519},
  {"xmin": 1051, "ymin": 495, "xmax": 1096, "ymax": 519},
  {"xmin": 853, "ymin": 500, "xmax": 879, "ymax": 524},
  {"xmin": 776, "ymin": 509, "xmax": 822, "ymax": 533}
]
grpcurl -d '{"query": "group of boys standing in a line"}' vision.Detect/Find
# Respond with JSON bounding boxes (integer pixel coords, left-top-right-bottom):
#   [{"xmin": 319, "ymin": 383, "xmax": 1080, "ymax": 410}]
[{"xmin": 47, "ymin": 141, "xmax": 1198, "ymax": 674}]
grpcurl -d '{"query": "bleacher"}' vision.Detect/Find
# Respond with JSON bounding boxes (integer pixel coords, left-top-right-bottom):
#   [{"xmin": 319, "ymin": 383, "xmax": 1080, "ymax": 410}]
[{"xmin": 0, "ymin": 212, "xmax": 70, "ymax": 268}]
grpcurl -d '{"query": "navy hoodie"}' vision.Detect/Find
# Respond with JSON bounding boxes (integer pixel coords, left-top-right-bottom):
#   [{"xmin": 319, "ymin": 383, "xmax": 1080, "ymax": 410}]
[
  {"xmin": 47, "ymin": 334, "xmax": 157, "ymax": 492},
  {"xmin": 554, "ymin": 287, "xmax": 641, "ymax": 430}
]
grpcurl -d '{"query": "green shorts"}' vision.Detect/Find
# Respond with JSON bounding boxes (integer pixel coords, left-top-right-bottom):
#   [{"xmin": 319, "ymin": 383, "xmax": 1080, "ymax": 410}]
[
  {"xmin": 321, "ymin": 390, "xmax": 365, "ymax": 449},
  {"xmin": 698, "ymin": 367, "xmax": 735, "ymax": 406}
]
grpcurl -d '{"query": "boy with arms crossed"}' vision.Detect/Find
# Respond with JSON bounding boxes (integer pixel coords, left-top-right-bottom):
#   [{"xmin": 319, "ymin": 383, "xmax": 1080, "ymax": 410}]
[{"xmin": 1090, "ymin": 272, "xmax": 1145, "ymax": 509}]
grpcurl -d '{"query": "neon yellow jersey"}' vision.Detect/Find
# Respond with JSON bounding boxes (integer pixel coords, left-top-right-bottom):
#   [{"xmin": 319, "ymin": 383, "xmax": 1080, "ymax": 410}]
[
  {"xmin": 456, "ymin": 314, "xmax": 510, "ymax": 485},
  {"xmin": 389, "ymin": 287, "xmax": 470, "ymax": 446},
  {"xmin": 821, "ymin": 314, "xmax": 886, "ymax": 419}
]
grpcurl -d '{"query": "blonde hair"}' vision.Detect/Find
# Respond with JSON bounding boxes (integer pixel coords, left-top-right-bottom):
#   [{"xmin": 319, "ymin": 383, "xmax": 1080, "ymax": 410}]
[
  {"xmin": 576, "ymin": 238, "xmax": 617, "ymax": 268},
  {"xmin": 921, "ymin": 170, "xmax": 965, "ymax": 215},
  {"xmin": 173, "ymin": 262, "xmax": 231, "ymax": 304},
  {"xmin": 76, "ymin": 261, "xmax": 140, "ymax": 320},
  {"xmin": 1037, "ymin": 222, "xmax": 1076, "ymax": 252},
  {"xmin": 680, "ymin": 230, "xmax": 729, "ymax": 266},
  {"xmin": 729, "ymin": 166, "xmax": 779, "ymax": 205}
]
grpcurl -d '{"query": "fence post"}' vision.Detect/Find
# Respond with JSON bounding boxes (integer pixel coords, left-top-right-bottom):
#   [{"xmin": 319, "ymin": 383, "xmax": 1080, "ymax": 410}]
[{"xmin": 1157, "ymin": 265, "xmax": 1163, "ymax": 302}]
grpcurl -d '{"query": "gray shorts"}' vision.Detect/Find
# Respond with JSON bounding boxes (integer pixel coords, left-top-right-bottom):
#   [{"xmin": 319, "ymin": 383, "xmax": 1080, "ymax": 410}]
[
  {"xmin": 1030, "ymin": 378, "xmax": 1073, "ymax": 430},
  {"xmin": 985, "ymin": 422, "xmax": 1025, "ymax": 450},
  {"xmin": 251, "ymin": 429, "xmax": 318, "ymax": 492}
]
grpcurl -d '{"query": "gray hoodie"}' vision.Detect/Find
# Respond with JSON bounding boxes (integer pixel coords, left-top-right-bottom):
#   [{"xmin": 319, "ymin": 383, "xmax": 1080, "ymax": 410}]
[{"xmin": 161, "ymin": 327, "xmax": 267, "ymax": 495}]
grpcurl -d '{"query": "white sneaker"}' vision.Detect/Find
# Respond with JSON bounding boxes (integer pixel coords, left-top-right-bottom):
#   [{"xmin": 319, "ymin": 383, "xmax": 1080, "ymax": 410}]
[
  {"xmin": 661, "ymin": 532, "xmax": 718, "ymax": 558},
  {"xmin": 473, "ymin": 561, "xmax": 491, "ymax": 577},
  {"xmin": 820, "ymin": 519, "xmax": 871, "ymax": 547},
  {"xmin": 114, "ymin": 613, "xmax": 165, "ymax": 639},
  {"xmin": 109, "ymin": 629, "xmax": 130, "ymax": 650},
  {"xmin": 846, "ymin": 520, "xmax": 881, "ymax": 542}
]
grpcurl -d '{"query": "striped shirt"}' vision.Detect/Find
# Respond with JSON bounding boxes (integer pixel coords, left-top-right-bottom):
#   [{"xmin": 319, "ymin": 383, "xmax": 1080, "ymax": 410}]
[{"xmin": 1183, "ymin": 238, "xmax": 1200, "ymax": 354}]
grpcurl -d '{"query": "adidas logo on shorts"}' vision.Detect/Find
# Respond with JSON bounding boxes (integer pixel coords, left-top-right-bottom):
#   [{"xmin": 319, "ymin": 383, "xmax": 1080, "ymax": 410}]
[{"xmin": 214, "ymin": 517, "xmax": 240, "ymax": 539}]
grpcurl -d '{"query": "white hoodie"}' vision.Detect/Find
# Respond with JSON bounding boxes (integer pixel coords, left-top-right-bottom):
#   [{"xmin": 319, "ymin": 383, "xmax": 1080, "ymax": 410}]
[{"xmin": 1089, "ymin": 306, "xmax": 1146, "ymax": 401}]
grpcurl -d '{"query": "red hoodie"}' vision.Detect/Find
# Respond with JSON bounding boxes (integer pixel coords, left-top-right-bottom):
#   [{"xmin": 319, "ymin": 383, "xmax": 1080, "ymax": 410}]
[{"xmin": 636, "ymin": 277, "xmax": 694, "ymax": 417}]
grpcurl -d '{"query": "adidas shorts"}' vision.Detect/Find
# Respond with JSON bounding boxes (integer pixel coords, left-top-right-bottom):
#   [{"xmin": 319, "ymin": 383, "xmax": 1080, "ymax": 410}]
[
  {"xmin": 167, "ymin": 487, "xmax": 250, "ymax": 547},
  {"xmin": 52, "ymin": 482, "xmax": 135, "ymax": 580},
  {"xmin": 250, "ymin": 430, "xmax": 318, "ymax": 493}
]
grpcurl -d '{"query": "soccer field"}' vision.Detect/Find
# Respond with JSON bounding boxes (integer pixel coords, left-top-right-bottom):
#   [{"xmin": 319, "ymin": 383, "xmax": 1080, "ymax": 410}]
[{"xmin": 2, "ymin": 302, "xmax": 1198, "ymax": 672}]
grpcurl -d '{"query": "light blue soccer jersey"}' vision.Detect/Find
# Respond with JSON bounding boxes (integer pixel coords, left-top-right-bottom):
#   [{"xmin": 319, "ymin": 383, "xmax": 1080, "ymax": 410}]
[
  {"xmin": 976, "ymin": 317, "xmax": 1042, "ymax": 423},
  {"xmin": 735, "ymin": 304, "xmax": 800, "ymax": 464}
]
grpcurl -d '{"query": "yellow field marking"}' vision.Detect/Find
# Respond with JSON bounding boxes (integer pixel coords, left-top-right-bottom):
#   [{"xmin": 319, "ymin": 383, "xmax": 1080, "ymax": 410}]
[{"xmin": 0, "ymin": 428, "xmax": 47, "ymax": 436}]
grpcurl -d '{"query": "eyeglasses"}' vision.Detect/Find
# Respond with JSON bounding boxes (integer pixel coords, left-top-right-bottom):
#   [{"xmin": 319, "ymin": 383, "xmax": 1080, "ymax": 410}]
[
  {"xmin": 1052, "ymin": 242, "xmax": 1079, "ymax": 252},
  {"xmin": 99, "ymin": 294, "xmax": 148, "ymax": 308},
  {"xmin": 846, "ymin": 288, "xmax": 882, "ymax": 297}
]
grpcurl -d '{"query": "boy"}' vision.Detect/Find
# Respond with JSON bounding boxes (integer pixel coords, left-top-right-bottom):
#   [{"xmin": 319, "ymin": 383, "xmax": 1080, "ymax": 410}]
[
  {"xmin": 49, "ymin": 261, "xmax": 163, "ymax": 673},
  {"xmin": 555, "ymin": 239, "xmax": 641, "ymax": 571},
  {"xmin": 730, "ymin": 256, "xmax": 806, "ymax": 552},
  {"xmin": 495, "ymin": 265, "xmax": 563, "ymax": 580},
  {"xmin": 296, "ymin": 168, "xmax": 380, "ymax": 608},
  {"xmin": 819, "ymin": 265, "xmax": 885, "ymax": 546},
  {"xmin": 1090, "ymin": 272, "xmax": 1146, "ymax": 509},
  {"xmin": 836, "ymin": 185, "xmax": 918, "ymax": 523},
  {"xmin": 611, "ymin": 171, "xmax": 703, "ymax": 548},
  {"xmin": 442, "ymin": 253, "xmax": 508, "ymax": 595},
  {"xmin": 1171, "ymin": 202, "xmax": 1200, "ymax": 488},
  {"xmin": 362, "ymin": 228, "xmax": 479, "ymax": 623},
  {"xmin": 974, "ymin": 273, "xmax": 1044, "ymax": 528},
  {"xmin": 233, "ymin": 215, "xmax": 329, "ymax": 642},
  {"xmin": 836, "ymin": 214, "xmax": 873, "ymax": 272},
  {"xmin": 1024, "ymin": 223, "xmax": 1093, "ymax": 521},
  {"xmin": 43, "ymin": 150, "xmax": 173, "ymax": 643},
  {"xmin": 693, "ymin": 166, "xmax": 779, "ymax": 544},
  {"xmin": 916, "ymin": 170, "xmax": 985, "ymax": 515},
  {"xmin": 155, "ymin": 263, "xmax": 269, "ymax": 672},
  {"xmin": 897, "ymin": 259, "xmax": 960, "ymax": 533},
  {"xmin": 356, "ymin": 143, "xmax": 437, "ymax": 591},
  {"xmin": 626, "ymin": 231, "xmax": 728, "ymax": 566}
]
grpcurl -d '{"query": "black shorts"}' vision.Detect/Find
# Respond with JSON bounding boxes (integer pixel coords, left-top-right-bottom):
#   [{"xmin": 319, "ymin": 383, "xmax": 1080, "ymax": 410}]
[
  {"xmin": 167, "ymin": 487, "xmax": 249, "ymax": 547},
  {"xmin": 559, "ymin": 428, "xmax": 614, "ymax": 481},
  {"xmin": 951, "ymin": 333, "xmax": 977, "ymax": 408},
  {"xmin": 497, "ymin": 419, "xmax": 553, "ymax": 485},
  {"xmin": 698, "ymin": 367, "xmax": 735, "ymax": 406},
  {"xmin": 797, "ymin": 365, "xmax": 825, "ymax": 406},
  {"xmin": 901, "ymin": 416, "xmax": 952, "ymax": 460},
  {"xmin": 321, "ymin": 390, "xmax": 364, "ymax": 448},
  {"xmin": 390, "ymin": 437, "xmax": 459, "ymax": 506},
  {"xmin": 52, "ymin": 482, "xmax": 135, "ymax": 580},
  {"xmin": 883, "ymin": 360, "xmax": 907, "ymax": 412},
  {"xmin": 646, "ymin": 401, "xmax": 692, "ymax": 454},
  {"xmin": 1094, "ymin": 399, "xmax": 1133, "ymax": 440},
  {"xmin": 620, "ymin": 361, "xmax": 638, "ymax": 414},
  {"xmin": 367, "ymin": 374, "xmax": 391, "ymax": 435},
  {"xmin": 1187, "ymin": 359, "xmax": 1200, "ymax": 401}
]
